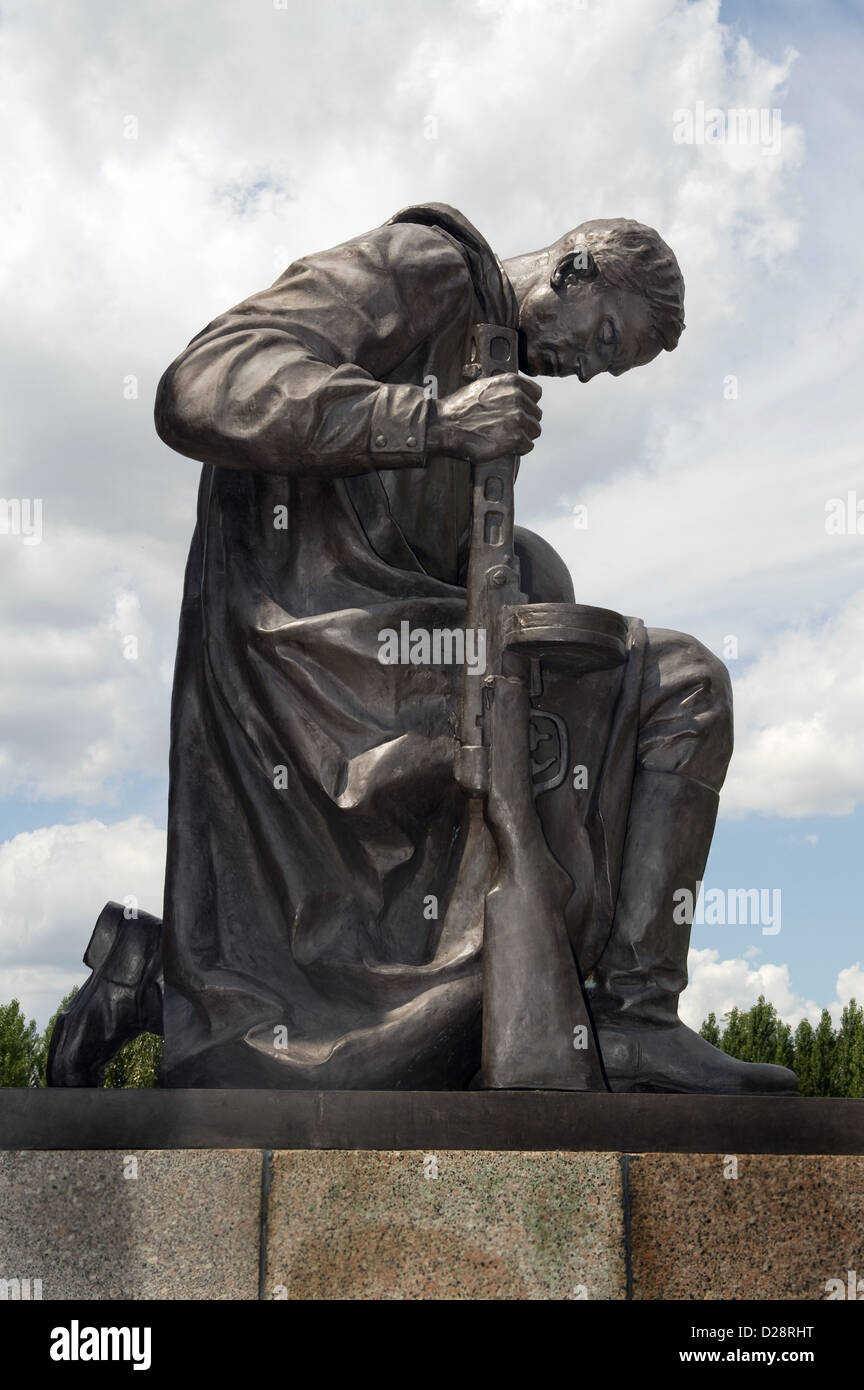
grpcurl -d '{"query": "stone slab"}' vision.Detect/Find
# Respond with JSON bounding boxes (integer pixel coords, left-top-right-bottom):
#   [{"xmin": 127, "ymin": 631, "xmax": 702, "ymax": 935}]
[
  {"xmin": 2, "ymin": 1090, "xmax": 863, "ymax": 1153},
  {"xmin": 0, "ymin": 1150, "xmax": 261, "ymax": 1300},
  {"xmin": 629, "ymin": 1153, "xmax": 864, "ymax": 1301},
  {"xmin": 4, "ymin": 1143, "xmax": 860, "ymax": 1301},
  {"xmin": 264, "ymin": 1149, "xmax": 625, "ymax": 1300}
]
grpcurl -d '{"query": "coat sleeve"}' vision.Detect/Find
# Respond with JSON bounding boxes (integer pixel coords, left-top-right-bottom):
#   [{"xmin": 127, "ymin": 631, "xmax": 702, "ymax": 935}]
[{"xmin": 154, "ymin": 222, "xmax": 474, "ymax": 477}]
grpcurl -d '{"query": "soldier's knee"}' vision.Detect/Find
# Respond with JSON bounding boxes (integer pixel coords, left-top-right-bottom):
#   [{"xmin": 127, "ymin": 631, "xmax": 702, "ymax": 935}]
[
  {"xmin": 686, "ymin": 634, "xmax": 732, "ymax": 709},
  {"xmin": 643, "ymin": 628, "xmax": 734, "ymax": 778},
  {"xmin": 682, "ymin": 634, "xmax": 733, "ymax": 768}
]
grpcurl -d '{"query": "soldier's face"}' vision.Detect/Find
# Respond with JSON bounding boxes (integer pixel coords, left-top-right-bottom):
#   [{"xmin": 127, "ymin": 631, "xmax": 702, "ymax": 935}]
[{"xmin": 519, "ymin": 280, "xmax": 659, "ymax": 381}]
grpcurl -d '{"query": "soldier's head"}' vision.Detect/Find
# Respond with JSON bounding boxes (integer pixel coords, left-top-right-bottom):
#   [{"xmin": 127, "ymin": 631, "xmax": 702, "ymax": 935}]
[{"xmin": 506, "ymin": 218, "xmax": 685, "ymax": 381}]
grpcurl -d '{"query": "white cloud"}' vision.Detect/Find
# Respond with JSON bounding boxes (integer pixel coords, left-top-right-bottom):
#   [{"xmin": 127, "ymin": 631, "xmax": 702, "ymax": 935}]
[
  {"xmin": 0, "ymin": 817, "xmax": 166, "ymax": 1024},
  {"xmin": 721, "ymin": 591, "xmax": 864, "ymax": 818},
  {"xmin": 835, "ymin": 962, "xmax": 864, "ymax": 1014},
  {"xmin": 682, "ymin": 947, "xmax": 864, "ymax": 1031},
  {"xmin": 0, "ymin": 526, "xmax": 177, "ymax": 802},
  {"xmin": 0, "ymin": 965, "xmax": 93, "ymax": 1036},
  {"xmin": 0, "ymin": 0, "xmax": 816, "ymax": 807}
]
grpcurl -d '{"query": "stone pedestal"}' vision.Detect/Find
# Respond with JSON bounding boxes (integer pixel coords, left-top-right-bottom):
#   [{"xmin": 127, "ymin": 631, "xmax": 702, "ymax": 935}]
[{"xmin": 1, "ymin": 1091, "xmax": 862, "ymax": 1300}]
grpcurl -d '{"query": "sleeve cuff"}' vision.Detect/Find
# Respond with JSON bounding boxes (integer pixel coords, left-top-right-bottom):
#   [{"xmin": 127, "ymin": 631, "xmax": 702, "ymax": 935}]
[{"xmin": 369, "ymin": 384, "xmax": 431, "ymax": 463}]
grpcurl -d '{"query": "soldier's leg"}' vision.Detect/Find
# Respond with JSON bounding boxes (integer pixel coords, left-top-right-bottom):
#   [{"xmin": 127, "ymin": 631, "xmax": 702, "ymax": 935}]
[{"xmin": 591, "ymin": 629, "xmax": 797, "ymax": 1094}]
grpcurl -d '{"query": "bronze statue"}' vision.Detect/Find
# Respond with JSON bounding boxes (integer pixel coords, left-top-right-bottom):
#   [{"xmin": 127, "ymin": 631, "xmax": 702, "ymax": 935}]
[{"xmin": 48, "ymin": 203, "xmax": 797, "ymax": 1095}]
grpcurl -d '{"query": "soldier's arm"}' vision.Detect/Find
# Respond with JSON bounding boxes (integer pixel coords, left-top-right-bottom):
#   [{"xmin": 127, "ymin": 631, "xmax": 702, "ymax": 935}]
[{"xmin": 154, "ymin": 222, "xmax": 473, "ymax": 478}]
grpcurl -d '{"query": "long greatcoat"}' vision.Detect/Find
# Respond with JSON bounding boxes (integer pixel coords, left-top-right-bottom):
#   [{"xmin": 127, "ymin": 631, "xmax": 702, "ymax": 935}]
[{"xmin": 154, "ymin": 204, "xmax": 646, "ymax": 1087}]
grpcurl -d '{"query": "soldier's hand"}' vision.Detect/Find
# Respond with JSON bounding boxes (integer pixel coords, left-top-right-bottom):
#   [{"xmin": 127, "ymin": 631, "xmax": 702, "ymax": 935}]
[{"xmin": 428, "ymin": 374, "xmax": 542, "ymax": 462}]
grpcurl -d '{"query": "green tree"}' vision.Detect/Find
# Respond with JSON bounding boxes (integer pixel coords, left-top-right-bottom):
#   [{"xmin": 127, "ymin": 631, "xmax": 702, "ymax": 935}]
[
  {"xmin": 700, "ymin": 997, "xmax": 864, "ymax": 1097},
  {"xmin": 811, "ymin": 1008, "xmax": 837, "ymax": 1097},
  {"xmin": 774, "ymin": 1018, "xmax": 795, "ymax": 1070},
  {"xmin": 103, "ymin": 1033, "xmax": 163, "ymax": 1088},
  {"xmin": 833, "ymin": 999, "xmax": 864, "ymax": 1099},
  {"xmin": 742, "ymin": 995, "xmax": 781, "ymax": 1064},
  {"xmin": 793, "ymin": 1018, "xmax": 816, "ymax": 1095},
  {"xmin": 0, "ymin": 999, "xmax": 42, "ymax": 1086},
  {"xmin": 699, "ymin": 1011, "xmax": 721, "ymax": 1047},
  {"xmin": 719, "ymin": 1006, "xmax": 748, "ymax": 1058}
]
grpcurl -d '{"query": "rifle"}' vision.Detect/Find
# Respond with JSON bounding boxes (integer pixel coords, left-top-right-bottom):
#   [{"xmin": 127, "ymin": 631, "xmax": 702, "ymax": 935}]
[{"xmin": 455, "ymin": 323, "xmax": 627, "ymax": 1090}]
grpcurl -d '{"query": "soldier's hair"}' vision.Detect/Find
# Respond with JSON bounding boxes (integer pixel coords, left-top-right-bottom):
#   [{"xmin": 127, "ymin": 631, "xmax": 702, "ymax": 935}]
[{"xmin": 562, "ymin": 218, "xmax": 685, "ymax": 359}]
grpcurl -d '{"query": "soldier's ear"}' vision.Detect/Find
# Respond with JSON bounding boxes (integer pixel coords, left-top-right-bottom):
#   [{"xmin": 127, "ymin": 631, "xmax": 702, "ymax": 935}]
[{"xmin": 550, "ymin": 248, "xmax": 599, "ymax": 290}]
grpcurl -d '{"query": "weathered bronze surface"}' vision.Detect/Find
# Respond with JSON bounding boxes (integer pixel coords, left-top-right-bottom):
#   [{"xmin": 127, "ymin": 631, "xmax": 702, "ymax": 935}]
[{"xmin": 48, "ymin": 204, "xmax": 797, "ymax": 1095}]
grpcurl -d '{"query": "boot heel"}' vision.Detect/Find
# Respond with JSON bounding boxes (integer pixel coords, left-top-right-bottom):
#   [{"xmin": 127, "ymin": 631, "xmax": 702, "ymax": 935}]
[{"xmin": 83, "ymin": 901, "xmax": 125, "ymax": 971}]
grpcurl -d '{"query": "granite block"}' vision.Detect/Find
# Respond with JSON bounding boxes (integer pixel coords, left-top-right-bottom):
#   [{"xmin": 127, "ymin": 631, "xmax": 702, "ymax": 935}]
[
  {"xmin": 0, "ymin": 1149, "xmax": 261, "ymax": 1300},
  {"xmin": 629, "ymin": 1153, "xmax": 864, "ymax": 1301},
  {"xmin": 265, "ymin": 1148, "xmax": 625, "ymax": 1300}
]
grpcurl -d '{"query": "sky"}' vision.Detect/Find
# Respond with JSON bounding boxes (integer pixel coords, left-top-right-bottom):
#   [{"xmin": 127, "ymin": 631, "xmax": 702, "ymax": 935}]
[{"xmin": 0, "ymin": 0, "xmax": 862, "ymax": 1031}]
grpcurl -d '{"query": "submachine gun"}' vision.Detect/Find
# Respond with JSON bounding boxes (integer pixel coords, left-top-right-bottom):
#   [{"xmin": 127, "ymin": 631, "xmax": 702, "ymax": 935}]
[{"xmin": 455, "ymin": 323, "xmax": 628, "ymax": 1091}]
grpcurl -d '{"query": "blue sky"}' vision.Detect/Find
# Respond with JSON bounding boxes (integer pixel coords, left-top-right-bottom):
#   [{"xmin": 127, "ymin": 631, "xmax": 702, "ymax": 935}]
[
  {"xmin": 1, "ymin": 0, "xmax": 862, "ymax": 1029},
  {"xmin": 685, "ymin": 0, "xmax": 864, "ymax": 1017}
]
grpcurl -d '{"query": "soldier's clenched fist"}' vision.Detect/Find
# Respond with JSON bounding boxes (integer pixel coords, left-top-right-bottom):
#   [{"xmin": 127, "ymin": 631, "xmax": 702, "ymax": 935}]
[{"xmin": 427, "ymin": 373, "xmax": 542, "ymax": 462}]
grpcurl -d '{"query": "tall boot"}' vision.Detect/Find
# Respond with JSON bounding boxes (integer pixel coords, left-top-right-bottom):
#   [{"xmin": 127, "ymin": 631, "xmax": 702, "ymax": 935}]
[
  {"xmin": 47, "ymin": 902, "xmax": 163, "ymax": 1086},
  {"xmin": 590, "ymin": 768, "xmax": 797, "ymax": 1094}
]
